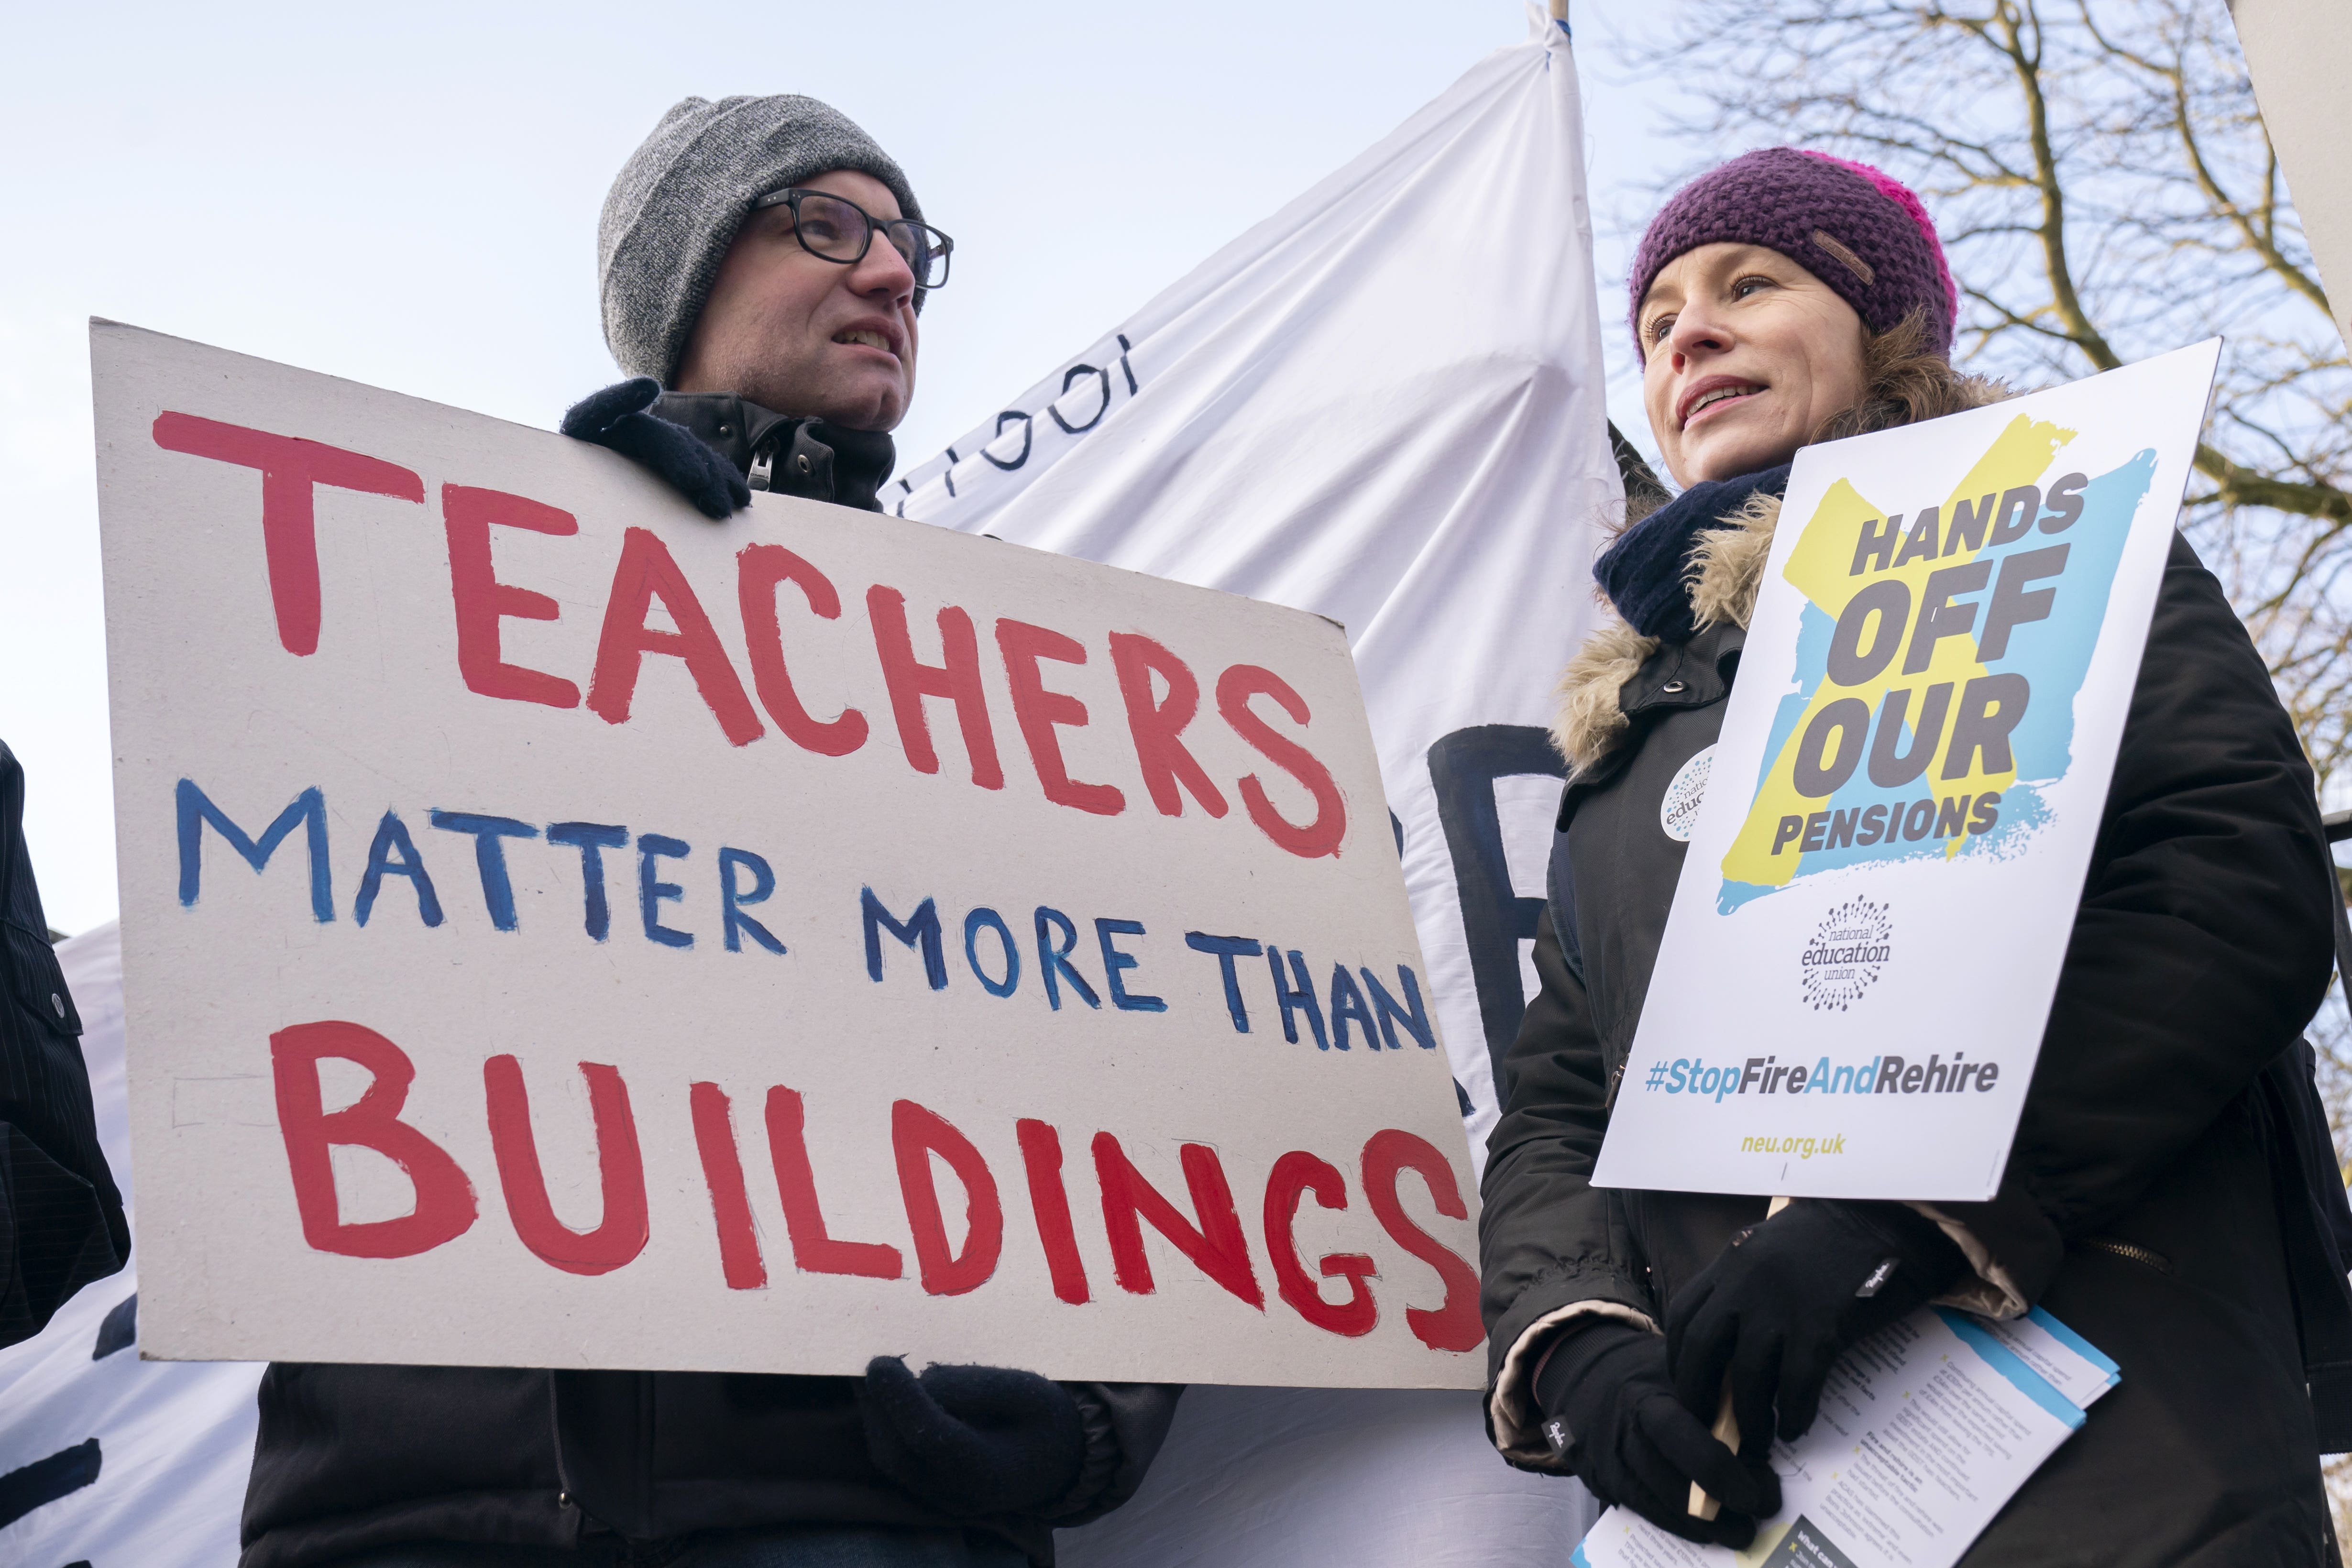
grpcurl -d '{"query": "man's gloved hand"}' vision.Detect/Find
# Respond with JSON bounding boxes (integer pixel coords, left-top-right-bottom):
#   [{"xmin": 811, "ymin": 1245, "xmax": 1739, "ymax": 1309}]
[
  {"xmin": 561, "ymin": 377, "xmax": 749, "ymax": 520},
  {"xmin": 860, "ymin": 1356, "xmax": 1086, "ymax": 1518},
  {"xmin": 1535, "ymin": 1320, "xmax": 1779, "ymax": 1548},
  {"xmin": 1668, "ymin": 1199, "xmax": 1967, "ymax": 1447}
]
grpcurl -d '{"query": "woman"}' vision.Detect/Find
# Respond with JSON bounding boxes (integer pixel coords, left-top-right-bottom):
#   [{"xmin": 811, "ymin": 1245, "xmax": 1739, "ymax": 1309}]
[{"xmin": 1479, "ymin": 147, "xmax": 2351, "ymax": 1563}]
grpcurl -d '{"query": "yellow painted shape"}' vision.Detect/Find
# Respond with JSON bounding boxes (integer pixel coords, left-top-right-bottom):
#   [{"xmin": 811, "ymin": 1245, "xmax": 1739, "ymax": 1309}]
[{"xmin": 1721, "ymin": 415, "xmax": 2076, "ymax": 889}]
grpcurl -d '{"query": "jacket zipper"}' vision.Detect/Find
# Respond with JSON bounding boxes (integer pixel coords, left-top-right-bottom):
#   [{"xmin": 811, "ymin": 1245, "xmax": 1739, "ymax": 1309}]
[
  {"xmin": 2081, "ymin": 1236, "xmax": 2173, "ymax": 1275},
  {"xmin": 1605, "ymin": 1059, "xmax": 1627, "ymax": 1110}
]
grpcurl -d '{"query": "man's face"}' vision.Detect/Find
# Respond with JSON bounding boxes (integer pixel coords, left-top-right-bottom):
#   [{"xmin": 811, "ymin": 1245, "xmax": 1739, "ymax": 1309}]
[{"xmin": 672, "ymin": 168, "xmax": 921, "ymax": 431}]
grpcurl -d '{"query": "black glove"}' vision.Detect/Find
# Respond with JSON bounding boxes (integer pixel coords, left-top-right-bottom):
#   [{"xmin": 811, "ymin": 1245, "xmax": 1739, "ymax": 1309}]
[
  {"xmin": 561, "ymin": 377, "xmax": 749, "ymax": 520},
  {"xmin": 1668, "ymin": 1199, "xmax": 1967, "ymax": 1447},
  {"xmin": 860, "ymin": 1356, "xmax": 1087, "ymax": 1517},
  {"xmin": 1535, "ymin": 1320, "xmax": 1779, "ymax": 1548}
]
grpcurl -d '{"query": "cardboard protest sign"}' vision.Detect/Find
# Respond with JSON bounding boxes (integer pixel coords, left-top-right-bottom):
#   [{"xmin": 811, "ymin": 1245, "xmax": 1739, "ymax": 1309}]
[
  {"xmin": 1592, "ymin": 340, "xmax": 2222, "ymax": 1203},
  {"xmin": 92, "ymin": 320, "xmax": 1482, "ymax": 1387}
]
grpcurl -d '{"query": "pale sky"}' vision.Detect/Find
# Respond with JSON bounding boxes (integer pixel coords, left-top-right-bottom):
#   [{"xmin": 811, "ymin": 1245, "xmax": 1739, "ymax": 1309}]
[{"xmin": 0, "ymin": 1, "xmax": 1686, "ymax": 935}]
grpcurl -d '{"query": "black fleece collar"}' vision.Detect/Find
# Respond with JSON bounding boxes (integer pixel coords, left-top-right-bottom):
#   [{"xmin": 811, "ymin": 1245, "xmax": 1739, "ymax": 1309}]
[
  {"xmin": 1593, "ymin": 461, "xmax": 1791, "ymax": 644},
  {"xmin": 650, "ymin": 391, "xmax": 898, "ymax": 514}
]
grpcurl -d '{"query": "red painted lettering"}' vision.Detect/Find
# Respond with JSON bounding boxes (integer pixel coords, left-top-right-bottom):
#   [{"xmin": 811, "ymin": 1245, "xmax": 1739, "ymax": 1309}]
[
  {"xmin": 1092, "ymin": 1131, "xmax": 1263, "ymax": 1308},
  {"xmin": 1216, "ymin": 665, "xmax": 1347, "ymax": 858},
  {"xmin": 1109, "ymin": 632, "xmax": 1227, "ymax": 820},
  {"xmin": 764, "ymin": 1087, "xmax": 902, "ymax": 1279},
  {"xmin": 891, "ymin": 1100, "xmax": 1004, "ymax": 1296},
  {"xmin": 866, "ymin": 586, "xmax": 1003, "ymax": 789},
  {"xmin": 1360, "ymin": 1129, "xmax": 1482, "ymax": 1352},
  {"xmin": 268, "ymin": 1020, "xmax": 476, "ymax": 1259},
  {"xmin": 1016, "ymin": 1118, "xmax": 1090, "ymax": 1305},
  {"xmin": 690, "ymin": 1081, "xmax": 768, "ymax": 1290},
  {"xmin": 1263, "ymin": 1151, "xmax": 1377, "ymax": 1337},
  {"xmin": 997, "ymin": 619, "xmax": 1124, "ymax": 816},
  {"xmin": 441, "ymin": 484, "xmax": 581, "ymax": 709},
  {"xmin": 737, "ymin": 544, "xmax": 868, "ymax": 757},
  {"xmin": 152, "ymin": 413, "xmax": 424, "ymax": 657},
  {"xmin": 482, "ymin": 1056, "xmax": 648, "ymax": 1276},
  {"xmin": 585, "ymin": 526, "xmax": 764, "ymax": 746}
]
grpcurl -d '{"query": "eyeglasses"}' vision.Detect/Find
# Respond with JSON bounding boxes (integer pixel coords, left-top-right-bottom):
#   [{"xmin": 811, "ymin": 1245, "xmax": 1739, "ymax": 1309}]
[{"xmin": 750, "ymin": 188, "xmax": 954, "ymax": 291}]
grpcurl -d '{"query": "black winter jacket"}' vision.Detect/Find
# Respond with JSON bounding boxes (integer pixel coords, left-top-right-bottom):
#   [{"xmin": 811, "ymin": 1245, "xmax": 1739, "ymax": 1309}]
[
  {"xmin": 0, "ymin": 740, "xmax": 127, "ymax": 1346},
  {"xmin": 1481, "ymin": 490, "xmax": 2352, "ymax": 1564},
  {"xmin": 242, "ymin": 397, "xmax": 1181, "ymax": 1568}
]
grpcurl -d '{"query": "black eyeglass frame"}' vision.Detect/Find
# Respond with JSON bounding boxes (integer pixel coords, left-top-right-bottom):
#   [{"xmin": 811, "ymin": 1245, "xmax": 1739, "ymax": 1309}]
[{"xmin": 749, "ymin": 187, "xmax": 954, "ymax": 290}]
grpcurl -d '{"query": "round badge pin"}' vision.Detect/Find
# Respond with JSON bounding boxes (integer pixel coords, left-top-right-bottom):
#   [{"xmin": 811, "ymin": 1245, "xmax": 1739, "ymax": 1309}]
[{"xmin": 1659, "ymin": 744, "xmax": 1715, "ymax": 843}]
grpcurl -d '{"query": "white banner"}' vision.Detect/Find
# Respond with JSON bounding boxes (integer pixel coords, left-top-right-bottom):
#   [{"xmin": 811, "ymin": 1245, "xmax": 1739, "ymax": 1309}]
[
  {"xmin": 893, "ymin": 7, "xmax": 1617, "ymax": 1153},
  {"xmin": 1594, "ymin": 342, "xmax": 2221, "ymax": 1202},
  {"xmin": 0, "ymin": 922, "xmax": 262, "ymax": 1567},
  {"xmin": 897, "ymin": 9, "xmax": 1617, "ymax": 1565}
]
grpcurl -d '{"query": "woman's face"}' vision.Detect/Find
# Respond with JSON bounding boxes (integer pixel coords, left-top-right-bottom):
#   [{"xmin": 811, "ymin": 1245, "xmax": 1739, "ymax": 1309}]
[{"xmin": 1638, "ymin": 243, "xmax": 1870, "ymax": 487}]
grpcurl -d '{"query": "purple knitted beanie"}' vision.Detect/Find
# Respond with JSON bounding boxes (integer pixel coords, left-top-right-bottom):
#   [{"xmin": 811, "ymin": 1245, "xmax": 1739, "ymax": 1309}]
[{"xmin": 1629, "ymin": 148, "xmax": 1959, "ymax": 356}]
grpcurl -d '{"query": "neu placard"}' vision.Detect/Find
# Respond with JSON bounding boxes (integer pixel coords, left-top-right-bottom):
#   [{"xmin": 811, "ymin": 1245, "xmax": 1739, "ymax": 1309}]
[
  {"xmin": 1593, "ymin": 341, "xmax": 2222, "ymax": 1204},
  {"xmin": 94, "ymin": 321, "xmax": 1481, "ymax": 1387}
]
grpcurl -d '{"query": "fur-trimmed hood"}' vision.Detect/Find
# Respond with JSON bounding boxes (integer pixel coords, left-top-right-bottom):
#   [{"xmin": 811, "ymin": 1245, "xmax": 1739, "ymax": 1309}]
[
  {"xmin": 1558, "ymin": 371, "xmax": 2009, "ymax": 774},
  {"xmin": 1552, "ymin": 490, "xmax": 1779, "ymax": 773}
]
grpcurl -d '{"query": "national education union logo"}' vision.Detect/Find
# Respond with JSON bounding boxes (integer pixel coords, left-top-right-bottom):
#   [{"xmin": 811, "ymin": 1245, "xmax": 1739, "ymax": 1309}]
[{"xmin": 1799, "ymin": 895, "xmax": 1892, "ymax": 1011}]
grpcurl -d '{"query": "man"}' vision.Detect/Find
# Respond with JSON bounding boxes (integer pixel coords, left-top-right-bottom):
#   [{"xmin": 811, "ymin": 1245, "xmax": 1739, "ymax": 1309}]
[
  {"xmin": 0, "ymin": 739, "xmax": 127, "ymax": 1348},
  {"xmin": 240, "ymin": 95, "xmax": 1177, "ymax": 1568}
]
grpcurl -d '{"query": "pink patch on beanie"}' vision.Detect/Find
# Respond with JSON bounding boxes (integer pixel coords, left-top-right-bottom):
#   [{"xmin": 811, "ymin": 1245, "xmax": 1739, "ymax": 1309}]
[{"xmin": 1797, "ymin": 151, "xmax": 1959, "ymax": 319}]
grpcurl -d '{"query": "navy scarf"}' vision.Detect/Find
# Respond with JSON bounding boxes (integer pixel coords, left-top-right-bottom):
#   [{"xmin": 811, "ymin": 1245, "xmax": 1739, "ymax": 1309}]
[{"xmin": 1593, "ymin": 462, "xmax": 1791, "ymax": 644}]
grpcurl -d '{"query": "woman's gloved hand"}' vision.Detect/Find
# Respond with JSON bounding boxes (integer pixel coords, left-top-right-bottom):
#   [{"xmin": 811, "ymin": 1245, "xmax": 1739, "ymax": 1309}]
[
  {"xmin": 859, "ymin": 1356, "xmax": 1087, "ymax": 1517},
  {"xmin": 1667, "ymin": 1199, "xmax": 1968, "ymax": 1447},
  {"xmin": 560, "ymin": 377, "xmax": 749, "ymax": 520},
  {"xmin": 1535, "ymin": 1319, "xmax": 1780, "ymax": 1547}
]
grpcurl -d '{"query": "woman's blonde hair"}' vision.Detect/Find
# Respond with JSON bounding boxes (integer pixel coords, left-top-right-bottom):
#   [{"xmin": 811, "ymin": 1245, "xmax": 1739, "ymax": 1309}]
[{"xmin": 1808, "ymin": 310, "xmax": 2004, "ymax": 442}]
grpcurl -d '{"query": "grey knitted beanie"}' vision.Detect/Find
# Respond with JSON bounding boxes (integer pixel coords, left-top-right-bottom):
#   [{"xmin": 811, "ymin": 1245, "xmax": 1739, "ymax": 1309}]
[{"xmin": 599, "ymin": 95, "xmax": 925, "ymax": 385}]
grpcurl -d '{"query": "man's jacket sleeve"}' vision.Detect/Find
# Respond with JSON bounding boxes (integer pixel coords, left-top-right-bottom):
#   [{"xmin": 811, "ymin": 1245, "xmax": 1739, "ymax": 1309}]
[
  {"xmin": 1478, "ymin": 904, "xmax": 1655, "ymax": 1467},
  {"xmin": 1925, "ymin": 535, "xmax": 2339, "ymax": 1307},
  {"xmin": 1045, "ymin": 1382, "xmax": 1184, "ymax": 1524},
  {"xmin": 0, "ymin": 740, "xmax": 128, "ymax": 1347}
]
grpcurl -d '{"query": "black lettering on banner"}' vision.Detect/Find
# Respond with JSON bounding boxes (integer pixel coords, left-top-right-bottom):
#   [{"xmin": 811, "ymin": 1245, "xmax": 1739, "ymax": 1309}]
[
  {"xmin": 1429, "ymin": 725, "xmax": 1562, "ymax": 1084},
  {"xmin": 980, "ymin": 411, "xmax": 1034, "ymax": 471},
  {"xmin": 1049, "ymin": 364, "xmax": 1113, "ymax": 434},
  {"xmin": 1116, "ymin": 332, "xmax": 1139, "ymax": 395},
  {"xmin": 0, "ymin": 1436, "xmax": 102, "ymax": 1528}
]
